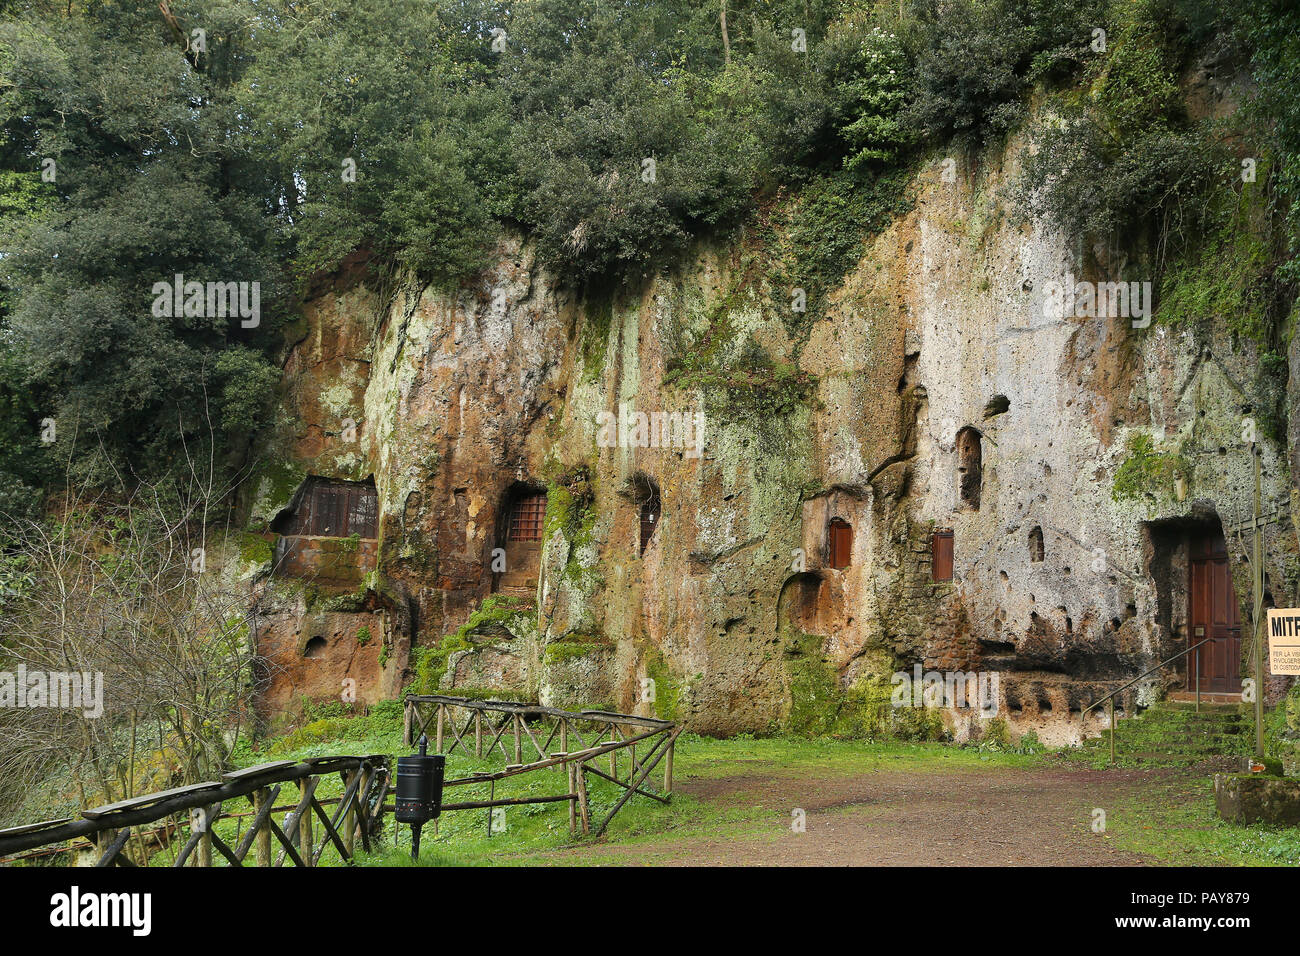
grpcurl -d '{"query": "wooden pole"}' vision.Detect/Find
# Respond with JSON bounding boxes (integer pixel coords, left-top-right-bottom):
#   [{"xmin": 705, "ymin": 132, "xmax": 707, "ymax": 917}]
[
  {"xmin": 299, "ymin": 782, "xmax": 313, "ymax": 866},
  {"xmin": 475, "ymin": 710, "xmax": 483, "ymax": 757},
  {"xmin": 342, "ymin": 771, "xmax": 356, "ymax": 858},
  {"xmin": 664, "ymin": 737, "xmax": 674, "ymax": 797},
  {"xmin": 592, "ymin": 729, "xmax": 680, "ymax": 838},
  {"xmin": 96, "ymin": 827, "xmax": 118, "ymax": 866},
  {"xmin": 575, "ymin": 760, "xmax": 590, "ymax": 835},
  {"xmin": 565, "ymin": 759, "xmax": 576, "ymax": 834},
  {"xmin": 254, "ymin": 788, "xmax": 272, "ymax": 866},
  {"xmin": 352, "ymin": 765, "xmax": 372, "ymax": 847},
  {"xmin": 197, "ymin": 808, "xmax": 212, "ymax": 868},
  {"xmin": 513, "ymin": 714, "xmax": 522, "ymax": 765},
  {"xmin": 1252, "ymin": 445, "xmax": 1266, "ymax": 759},
  {"xmin": 1108, "ymin": 699, "xmax": 1116, "ymax": 765},
  {"xmin": 403, "ymin": 699, "xmax": 413, "ymax": 747},
  {"xmin": 436, "ymin": 704, "xmax": 445, "ymax": 753}
]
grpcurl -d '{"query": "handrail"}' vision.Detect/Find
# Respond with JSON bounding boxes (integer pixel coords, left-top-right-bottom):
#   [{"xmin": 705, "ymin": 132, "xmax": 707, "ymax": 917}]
[
  {"xmin": 1082, "ymin": 637, "xmax": 1213, "ymax": 718},
  {"xmin": 1081, "ymin": 636, "xmax": 1214, "ymax": 765}
]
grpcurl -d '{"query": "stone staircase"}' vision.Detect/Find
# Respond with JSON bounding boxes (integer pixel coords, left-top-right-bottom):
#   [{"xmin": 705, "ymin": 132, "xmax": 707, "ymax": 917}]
[{"xmin": 1061, "ymin": 701, "xmax": 1251, "ymax": 770}]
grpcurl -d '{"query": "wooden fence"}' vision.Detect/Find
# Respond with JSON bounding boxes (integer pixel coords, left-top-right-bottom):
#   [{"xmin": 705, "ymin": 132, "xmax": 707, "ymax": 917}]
[
  {"xmin": 0, "ymin": 698, "xmax": 680, "ymax": 865},
  {"xmin": 402, "ymin": 695, "xmax": 680, "ymax": 837},
  {"xmin": 0, "ymin": 754, "xmax": 390, "ymax": 867}
]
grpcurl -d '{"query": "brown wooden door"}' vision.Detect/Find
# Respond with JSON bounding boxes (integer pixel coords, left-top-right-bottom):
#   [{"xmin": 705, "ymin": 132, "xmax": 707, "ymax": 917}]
[
  {"xmin": 1188, "ymin": 532, "xmax": 1242, "ymax": 693},
  {"xmin": 829, "ymin": 519, "xmax": 852, "ymax": 569},
  {"xmin": 932, "ymin": 529, "xmax": 953, "ymax": 582}
]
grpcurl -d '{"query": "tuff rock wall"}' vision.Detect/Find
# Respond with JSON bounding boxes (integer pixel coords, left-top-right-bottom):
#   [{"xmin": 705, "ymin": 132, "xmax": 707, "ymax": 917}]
[{"xmin": 238, "ymin": 131, "xmax": 1298, "ymax": 743}]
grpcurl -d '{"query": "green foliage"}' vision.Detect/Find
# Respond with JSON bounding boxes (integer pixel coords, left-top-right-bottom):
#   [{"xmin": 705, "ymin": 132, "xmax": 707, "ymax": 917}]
[
  {"xmin": 1241, "ymin": 0, "xmax": 1300, "ymax": 284},
  {"xmin": 768, "ymin": 164, "xmax": 914, "ymax": 323},
  {"xmin": 411, "ymin": 634, "xmax": 473, "ymax": 697},
  {"xmin": 0, "ymin": 3, "xmax": 285, "ymax": 482},
  {"xmin": 543, "ymin": 640, "xmax": 605, "ymax": 663},
  {"xmin": 903, "ymin": 0, "xmax": 1104, "ymax": 147},
  {"xmin": 783, "ymin": 630, "xmax": 947, "ymax": 742},
  {"xmin": 2, "ymin": 0, "xmax": 1294, "ymax": 502},
  {"xmin": 213, "ymin": 347, "xmax": 279, "ymax": 440},
  {"xmin": 237, "ymin": 532, "xmax": 273, "ymax": 566},
  {"xmin": 411, "ymin": 594, "xmax": 532, "ymax": 695},
  {"xmin": 501, "ymin": 0, "xmax": 760, "ymax": 285},
  {"xmin": 827, "ymin": 19, "xmax": 912, "ymax": 171},
  {"xmin": 1251, "ymin": 351, "xmax": 1289, "ymax": 444},
  {"xmin": 667, "ymin": 333, "xmax": 816, "ymax": 421},
  {"xmin": 1016, "ymin": 0, "xmax": 1226, "ymax": 248},
  {"xmin": 237, "ymin": 0, "xmax": 498, "ymax": 285},
  {"xmin": 973, "ymin": 723, "xmax": 1047, "ymax": 754},
  {"xmin": 1157, "ymin": 204, "xmax": 1274, "ymax": 338},
  {"xmin": 1112, "ymin": 432, "xmax": 1191, "ymax": 503}
]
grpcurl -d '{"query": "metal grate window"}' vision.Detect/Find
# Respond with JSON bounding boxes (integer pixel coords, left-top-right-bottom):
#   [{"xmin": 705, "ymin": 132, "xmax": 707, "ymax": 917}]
[
  {"xmin": 508, "ymin": 493, "xmax": 548, "ymax": 542},
  {"xmin": 640, "ymin": 487, "xmax": 661, "ymax": 554},
  {"xmin": 277, "ymin": 479, "xmax": 379, "ymax": 538}
]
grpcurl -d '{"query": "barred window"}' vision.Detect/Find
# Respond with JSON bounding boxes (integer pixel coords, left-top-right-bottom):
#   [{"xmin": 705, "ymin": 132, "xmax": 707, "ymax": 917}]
[
  {"xmin": 274, "ymin": 478, "xmax": 378, "ymax": 538},
  {"xmin": 640, "ymin": 486, "xmax": 661, "ymax": 554},
  {"xmin": 508, "ymin": 493, "xmax": 547, "ymax": 542}
]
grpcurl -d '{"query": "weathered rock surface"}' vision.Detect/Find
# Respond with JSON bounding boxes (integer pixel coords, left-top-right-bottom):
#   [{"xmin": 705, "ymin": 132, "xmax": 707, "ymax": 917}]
[{"xmin": 239, "ymin": 131, "xmax": 1298, "ymax": 742}]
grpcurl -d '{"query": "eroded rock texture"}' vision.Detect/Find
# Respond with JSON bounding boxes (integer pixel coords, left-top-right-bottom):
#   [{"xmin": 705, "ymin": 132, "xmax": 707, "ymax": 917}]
[{"xmin": 238, "ymin": 139, "xmax": 1297, "ymax": 743}]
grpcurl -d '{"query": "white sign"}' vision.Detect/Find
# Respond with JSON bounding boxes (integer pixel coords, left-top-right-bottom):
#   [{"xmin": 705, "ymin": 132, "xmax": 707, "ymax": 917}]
[{"xmin": 1266, "ymin": 608, "xmax": 1300, "ymax": 675}]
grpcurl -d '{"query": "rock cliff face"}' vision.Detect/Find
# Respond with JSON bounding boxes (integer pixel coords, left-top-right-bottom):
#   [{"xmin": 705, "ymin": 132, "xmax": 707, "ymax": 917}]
[{"xmin": 241, "ymin": 134, "xmax": 1298, "ymax": 742}]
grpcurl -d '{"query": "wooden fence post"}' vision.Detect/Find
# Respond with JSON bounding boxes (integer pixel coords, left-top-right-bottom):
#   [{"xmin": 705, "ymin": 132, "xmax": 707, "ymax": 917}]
[
  {"xmin": 96, "ymin": 827, "xmax": 118, "ymax": 866},
  {"xmin": 342, "ymin": 771, "xmax": 357, "ymax": 859},
  {"xmin": 352, "ymin": 765, "xmax": 372, "ymax": 847},
  {"xmin": 197, "ymin": 808, "xmax": 212, "ymax": 868},
  {"xmin": 576, "ymin": 761, "xmax": 590, "ymax": 835},
  {"xmin": 403, "ymin": 699, "xmax": 413, "ymax": 747},
  {"xmin": 254, "ymin": 788, "xmax": 272, "ymax": 866},
  {"xmin": 664, "ymin": 737, "xmax": 674, "ymax": 797},
  {"xmin": 436, "ymin": 704, "xmax": 445, "ymax": 753},
  {"xmin": 565, "ymin": 760, "xmax": 576, "ymax": 834},
  {"xmin": 299, "ymin": 781, "xmax": 313, "ymax": 867},
  {"xmin": 475, "ymin": 710, "xmax": 483, "ymax": 757}
]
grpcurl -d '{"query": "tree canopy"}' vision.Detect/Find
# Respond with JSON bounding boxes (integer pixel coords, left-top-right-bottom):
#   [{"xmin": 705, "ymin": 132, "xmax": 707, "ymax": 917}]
[{"xmin": 0, "ymin": 0, "xmax": 1294, "ymax": 500}]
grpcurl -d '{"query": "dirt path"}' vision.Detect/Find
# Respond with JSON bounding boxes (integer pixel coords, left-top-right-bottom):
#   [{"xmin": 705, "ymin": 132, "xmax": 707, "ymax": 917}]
[{"xmin": 544, "ymin": 764, "xmax": 1160, "ymax": 866}]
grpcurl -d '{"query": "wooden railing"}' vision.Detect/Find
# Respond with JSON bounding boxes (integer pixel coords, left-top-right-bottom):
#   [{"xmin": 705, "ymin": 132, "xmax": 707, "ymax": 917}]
[
  {"xmin": 1, "ymin": 699, "xmax": 681, "ymax": 864},
  {"xmin": 402, "ymin": 695, "xmax": 679, "ymax": 837},
  {"xmin": 0, "ymin": 754, "xmax": 390, "ymax": 867}
]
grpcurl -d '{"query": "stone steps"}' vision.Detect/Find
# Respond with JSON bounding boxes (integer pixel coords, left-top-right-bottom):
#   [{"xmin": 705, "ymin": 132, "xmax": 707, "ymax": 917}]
[{"xmin": 1060, "ymin": 702, "xmax": 1251, "ymax": 769}]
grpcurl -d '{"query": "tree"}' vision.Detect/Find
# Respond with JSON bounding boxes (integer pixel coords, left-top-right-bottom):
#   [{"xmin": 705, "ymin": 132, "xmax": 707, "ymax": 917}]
[{"xmin": 0, "ymin": 456, "xmax": 260, "ymax": 824}]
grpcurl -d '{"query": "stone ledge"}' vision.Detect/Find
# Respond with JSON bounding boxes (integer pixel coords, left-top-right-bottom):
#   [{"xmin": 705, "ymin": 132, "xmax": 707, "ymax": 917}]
[{"xmin": 1214, "ymin": 772, "xmax": 1300, "ymax": 826}]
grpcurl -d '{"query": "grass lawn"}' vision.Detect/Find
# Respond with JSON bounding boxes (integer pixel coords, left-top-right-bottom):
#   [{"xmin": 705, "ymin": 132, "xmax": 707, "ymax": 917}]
[{"xmin": 118, "ymin": 705, "xmax": 1299, "ymax": 867}]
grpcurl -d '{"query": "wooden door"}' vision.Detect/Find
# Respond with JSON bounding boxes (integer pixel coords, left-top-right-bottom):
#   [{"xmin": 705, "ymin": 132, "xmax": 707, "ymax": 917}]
[
  {"xmin": 1188, "ymin": 531, "xmax": 1242, "ymax": 693},
  {"xmin": 932, "ymin": 529, "xmax": 953, "ymax": 582},
  {"xmin": 829, "ymin": 519, "xmax": 852, "ymax": 569}
]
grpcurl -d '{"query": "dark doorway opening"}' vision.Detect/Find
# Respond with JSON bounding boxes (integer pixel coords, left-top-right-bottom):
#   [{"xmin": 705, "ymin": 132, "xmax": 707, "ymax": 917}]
[
  {"xmin": 956, "ymin": 427, "xmax": 982, "ymax": 510},
  {"xmin": 1189, "ymin": 529, "xmax": 1242, "ymax": 694},
  {"xmin": 494, "ymin": 483, "xmax": 547, "ymax": 595},
  {"xmin": 272, "ymin": 477, "xmax": 379, "ymax": 538},
  {"xmin": 1144, "ymin": 515, "xmax": 1243, "ymax": 695},
  {"xmin": 632, "ymin": 475, "xmax": 661, "ymax": 555}
]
